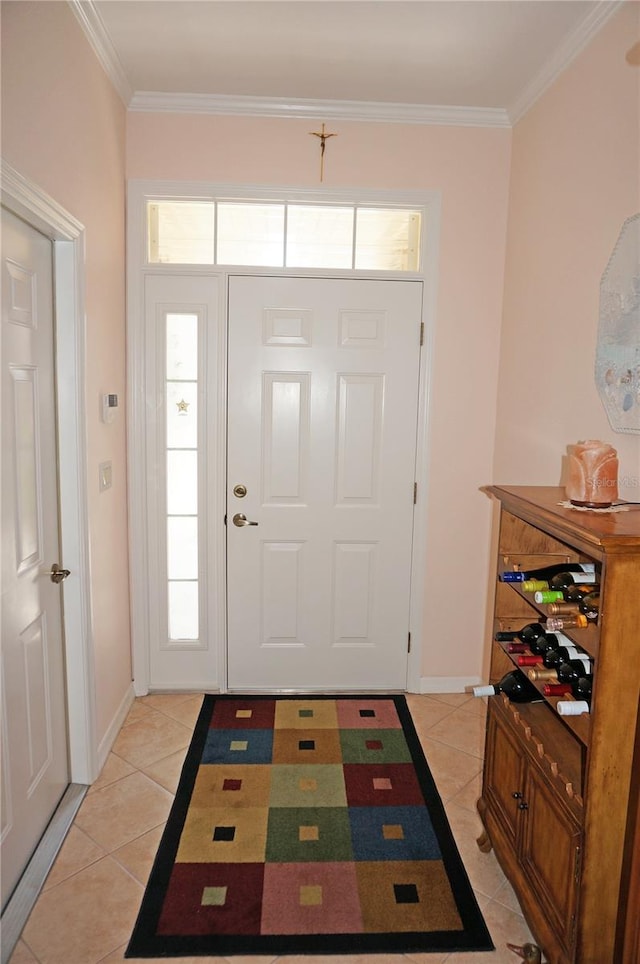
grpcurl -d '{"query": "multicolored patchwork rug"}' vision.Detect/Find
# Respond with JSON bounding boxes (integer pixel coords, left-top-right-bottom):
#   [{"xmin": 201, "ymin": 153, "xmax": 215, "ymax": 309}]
[{"xmin": 125, "ymin": 694, "xmax": 493, "ymax": 957}]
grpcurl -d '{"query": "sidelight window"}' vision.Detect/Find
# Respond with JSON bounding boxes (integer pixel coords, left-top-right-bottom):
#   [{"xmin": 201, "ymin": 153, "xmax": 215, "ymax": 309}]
[{"xmin": 165, "ymin": 312, "xmax": 199, "ymax": 641}]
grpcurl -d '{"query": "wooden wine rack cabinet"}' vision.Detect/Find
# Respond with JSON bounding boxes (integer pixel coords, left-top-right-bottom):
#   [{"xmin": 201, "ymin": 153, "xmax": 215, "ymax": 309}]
[{"xmin": 477, "ymin": 486, "xmax": 640, "ymax": 964}]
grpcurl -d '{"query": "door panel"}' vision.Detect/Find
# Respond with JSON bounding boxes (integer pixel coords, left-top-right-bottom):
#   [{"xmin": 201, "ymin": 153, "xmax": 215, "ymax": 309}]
[
  {"xmin": 227, "ymin": 276, "xmax": 422, "ymax": 690},
  {"xmin": 336, "ymin": 374, "xmax": 383, "ymax": 502},
  {"xmin": 483, "ymin": 703, "xmax": 525, "ymax": 850},
  {"xmin": 520, "ymin": 764, "xmax": 581, "ymax": 959},
  {"xmin": 1, "ymin": 209, "xmax": 68, "ymax": 908},
  {"xmin": 262, "ymin": 372, "xmax": 310, "ymax": 502},
  {"xmin": 333, "ymin": 542, "xmax": 376, "ymax": 641}
]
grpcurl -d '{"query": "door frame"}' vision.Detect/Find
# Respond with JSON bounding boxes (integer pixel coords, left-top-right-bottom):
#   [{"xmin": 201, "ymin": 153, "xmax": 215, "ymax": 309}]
[
  {"xmin": 127, "ymin": 179, "xmax": 442, "ymax": 694},
  {"xmin": 1, "ymin": 160, "xmax": 97, "ymax": 784}
]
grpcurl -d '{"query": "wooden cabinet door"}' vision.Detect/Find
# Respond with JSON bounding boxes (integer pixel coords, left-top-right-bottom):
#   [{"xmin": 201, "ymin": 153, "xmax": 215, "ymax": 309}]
[
  {"xmin": 483, "ymin": 704, "xmax": 526, "ymax": 849},
  {"xmin": 520, "ymin": 763, "xmax": 582, "ymax": 960}
]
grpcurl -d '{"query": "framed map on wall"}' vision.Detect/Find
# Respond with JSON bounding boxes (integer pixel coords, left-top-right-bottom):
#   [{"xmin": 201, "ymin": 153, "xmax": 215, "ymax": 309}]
[{"xmin": 595, "ymin": 213, "xmax": 640, "ymax": 434}]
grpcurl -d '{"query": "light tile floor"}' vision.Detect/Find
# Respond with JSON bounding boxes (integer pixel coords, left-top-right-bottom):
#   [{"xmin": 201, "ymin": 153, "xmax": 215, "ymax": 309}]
[{"xmin": 9, "ymin": 692, "xmax": 536, "ymax": 964}]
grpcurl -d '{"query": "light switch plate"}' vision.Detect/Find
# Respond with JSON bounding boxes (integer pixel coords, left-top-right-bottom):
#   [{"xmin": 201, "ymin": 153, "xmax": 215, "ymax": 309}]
[
  {"xmin": 99, "ymin": 460, "xmax": 112, "ymax": 492},
  {"xmin": 101, "ymin": 393, "xmax": 118, "ymax": 424}
]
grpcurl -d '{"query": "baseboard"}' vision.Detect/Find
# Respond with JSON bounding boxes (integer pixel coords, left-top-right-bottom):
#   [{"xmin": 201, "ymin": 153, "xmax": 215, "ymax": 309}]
[
  {"xmin": 418, "ymin": 676, "xmax": 482, "ymax": 694},
  {"xmin": 96, "ymin": 682, "xmax": 135, "ymax": 775},
  {"xmin": 133, "ymin": 682, "xmax": 220, "ymax": 696}
]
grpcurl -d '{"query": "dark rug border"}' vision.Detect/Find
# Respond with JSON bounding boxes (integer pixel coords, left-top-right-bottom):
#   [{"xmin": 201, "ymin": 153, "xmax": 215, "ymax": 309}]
[{"xmin": 126, "ymin": 693, "xmax": 494, "ymax": 957}]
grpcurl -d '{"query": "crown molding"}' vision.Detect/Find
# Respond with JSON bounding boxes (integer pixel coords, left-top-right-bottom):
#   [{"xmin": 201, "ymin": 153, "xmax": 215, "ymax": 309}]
[
  {"xmin": 507, "ymin": 0, "xmax": 626, "ymax": 124},
  {"xmin": 70, "ymin": 0, "xmax": 624, "ymax": 129},
  {"xmin": 128, "ymin": 91, "xmax": 511, "ymax": 128},
  {"xmin": 67, "ymin": 0, "xmax": 132, "ymax": 106}
]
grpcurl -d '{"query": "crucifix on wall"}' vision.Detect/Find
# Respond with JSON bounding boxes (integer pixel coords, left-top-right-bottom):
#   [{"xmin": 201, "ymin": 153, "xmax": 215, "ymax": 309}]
[{"xmin": 309, "ymin": 123, "xmax": 337, "ymax": 182}]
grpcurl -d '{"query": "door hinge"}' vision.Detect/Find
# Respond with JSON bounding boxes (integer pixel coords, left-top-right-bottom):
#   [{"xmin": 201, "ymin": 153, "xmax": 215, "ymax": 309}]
[
  {"xmin": 420, "ymin": 322, "xmax": 424, "ymax": 346},
  {"xmin": 407, "ymin": 631, "xmax": 411, "ymax": 653},
  {"xmin": 224, "ymin": 514, "xmax": 227, "ymax": 526},
  {"xmin": 574, "ymin": 844, "xmax": 582, "ymax": 883},
  {"xmin": 413, "ymin": 482, "xmax": 417, "ymax": 504}
]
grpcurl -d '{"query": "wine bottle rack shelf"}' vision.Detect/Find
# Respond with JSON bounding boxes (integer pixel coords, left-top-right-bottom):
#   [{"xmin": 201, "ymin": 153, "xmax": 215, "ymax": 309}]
[
  {"xmin": 494, "ymin": 641, "xmax": 591, "ymax": 746},
  {"xmin": 507, "ymin": 584, "xmax": 600, "ymax": 658},
  {"xmin": 477, "ymin": 485, "xmax": 640, "ymax": 964}
]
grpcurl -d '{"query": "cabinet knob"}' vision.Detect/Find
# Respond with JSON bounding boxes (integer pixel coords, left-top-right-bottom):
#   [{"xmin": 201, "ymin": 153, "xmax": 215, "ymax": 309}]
[
  {"xmin": 518, "ymin": 801, "xmax": 529, "ymax": 811},
  {"xmin": 512, "ymin": 791, "xmax": 523, "ymax": 799}
]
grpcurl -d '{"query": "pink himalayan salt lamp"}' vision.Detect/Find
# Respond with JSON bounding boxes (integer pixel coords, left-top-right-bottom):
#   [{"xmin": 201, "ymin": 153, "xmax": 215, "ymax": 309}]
[{"xmin": 566, "ymin": 440, "xmax": 619, "ymax": 508}]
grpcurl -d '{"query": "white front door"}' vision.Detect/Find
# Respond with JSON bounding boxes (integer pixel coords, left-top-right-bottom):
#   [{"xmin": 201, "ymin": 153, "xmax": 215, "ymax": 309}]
[
  {"xmin": 1, "ymin": 209, "xmax": 69, "ymax": 907},
  {"xmin": 227, "ymin": 276, "xmax": 422, "ymax": 690}
]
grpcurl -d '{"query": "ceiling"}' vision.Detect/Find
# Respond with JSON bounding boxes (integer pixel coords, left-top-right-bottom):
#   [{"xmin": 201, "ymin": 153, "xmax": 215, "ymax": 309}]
[{"xmin": 77, "ymin": 1, "xmax": 621, "ymax": 125}]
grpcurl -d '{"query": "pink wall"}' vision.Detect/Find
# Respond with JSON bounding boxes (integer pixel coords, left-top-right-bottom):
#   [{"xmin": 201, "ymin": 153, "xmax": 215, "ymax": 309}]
[
  {"xmin": 5, "ymin": 0, "xmax": 633, "ymax": 696},
  {"xmin": 1, "ymin": 2, "xmax": 132, "ymax": 742},
  {"xmin": 127, "ymin": 114, "xmax": 512, "ymax": 686},
  {"xmin": 495, "ymin": 3, "xmax": 640, "ymax": 497}
]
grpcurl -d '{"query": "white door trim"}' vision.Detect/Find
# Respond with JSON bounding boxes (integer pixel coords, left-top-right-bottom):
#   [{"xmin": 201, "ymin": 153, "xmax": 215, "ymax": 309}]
[
  {"xmin": 1, "ymin": 160, "xmax": 97, "ymax": 783},
  {"xmin": 127, "ymin": 179, "xmax": 442, "ymax": 695}
]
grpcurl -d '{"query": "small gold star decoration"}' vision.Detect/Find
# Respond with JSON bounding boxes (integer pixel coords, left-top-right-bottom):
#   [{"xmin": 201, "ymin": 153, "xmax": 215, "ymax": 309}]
[
  {"xmin": 176, "ymin": 398, "xmax": 190, "ymax": 415},
  {"xmin": 309, "ymin": 123, "xmax": 337, "ymax": 182}
]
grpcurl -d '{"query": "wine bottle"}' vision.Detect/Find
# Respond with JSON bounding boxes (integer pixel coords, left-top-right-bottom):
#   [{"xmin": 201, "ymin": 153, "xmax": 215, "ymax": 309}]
[
  {"xmin": 543, "ymin": 682, "xmax": 573, "ymax": 696},
  {"xmin": 508, "ymin": 633, "xmax": 575, "ymax": 667},
  {"xmin": 578, "ymin": 593, "xmax": 600, "ymax": 623},
  {"xmin": 528, "ymin": 582, "xmax": 600, "ymax": 596},
  {"xmin": 565, "ymin": 584, "xmax": 599, "ymax": 602},
  {"xmin": 506, "ymin": 642, "xmax": 529, "ymax": 653},
  {"xmin": 546, "ymin": 602, "xmax": 580, "ymax": 615},
  {"xmin": 545, "ymin": 631, "xmax": 579, "ymax": 649},
  {"xmin": 533, "ymin": 590, "xmax": 566, "ymax": 603},
  {"xmin": 517, "ymin": 654, "xmax": 544, "ymax": 666},
  {"xmin": 521, "ymin": 579, "xmax": 551, "ymax": 592},
  {"xmin": 543, "ymin": 644, "xmax": 581, "ymax": 668},
  {"xmin": 557, "ymin": 657, "xmax": 593, "ymax": 685},
  {"xmin": 473, "ymin": 670, "xmax": 542, "ymax": 703},
  {"xmin": 557, "ymin": 700, "xmax": 590, "ymax": 716},
  {"xmin": 546, "ymin": 614, "xmax": 588, "ymax": 631},
  {"xmin": 531, "ymin": 644, "xmax": 583, "ymax": 677},
  {"xmin": 574, "ymin": 676, "xmax": 593, "ymax": 701},
  {"xmin": 517, "ymin": 623, "xmax": 547, "ymax": 643},
  {"xmin": 525, "ymin": 580, "xmax": 601, "ymax": 596},
  {"xmin": 543, "ymin": 677, "xmax": 592, "ymax": 700},
  {"xmin": 549, "ymin": 571, "xmax": 599, "ymax": 590},
  {"xmin": 529, "ymin": 667, "xmax": 559, "ymax": 681},
  {"xmin": 500, "ymin": 563, "xmax": 596, "ymax": 583},
  {"xmin": 494, "ymin": 623, "xmax": 547, "ymax": 645},
  {"xmin": 528, "ymin": 632, "xmax": 565, "ymax": 656}
]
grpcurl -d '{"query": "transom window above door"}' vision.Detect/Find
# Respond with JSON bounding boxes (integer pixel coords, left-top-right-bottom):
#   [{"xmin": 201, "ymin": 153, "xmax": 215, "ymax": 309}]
[{"xmin": 147, "ymin": 200, "xmax": 421, "ymax": 271}]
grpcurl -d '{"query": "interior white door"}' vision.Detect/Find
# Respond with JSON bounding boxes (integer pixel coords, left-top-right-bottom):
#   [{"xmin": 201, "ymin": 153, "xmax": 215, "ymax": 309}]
[
  {"xmin": 227, "ymin": 276, "xmax": 423, "ymax": 690},
  {"xmin": 1, "ymin": 209, "xmax": 69, "ymax": 908}
]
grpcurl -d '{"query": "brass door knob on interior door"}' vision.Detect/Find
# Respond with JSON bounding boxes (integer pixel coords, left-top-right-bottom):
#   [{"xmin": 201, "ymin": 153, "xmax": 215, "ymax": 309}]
[
  {"xmin": 232, "ymin": 513, "xmax": 259, "ymax": 527},
  {"xmin": 43, "ymin": 563, "xmax": 71, "ymax": 584}
]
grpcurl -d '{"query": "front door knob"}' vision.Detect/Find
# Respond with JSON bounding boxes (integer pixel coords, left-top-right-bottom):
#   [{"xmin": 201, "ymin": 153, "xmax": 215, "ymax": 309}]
[{"xmin": 232, "ymin": 513, "xmax": 258, "ymax": 527}]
